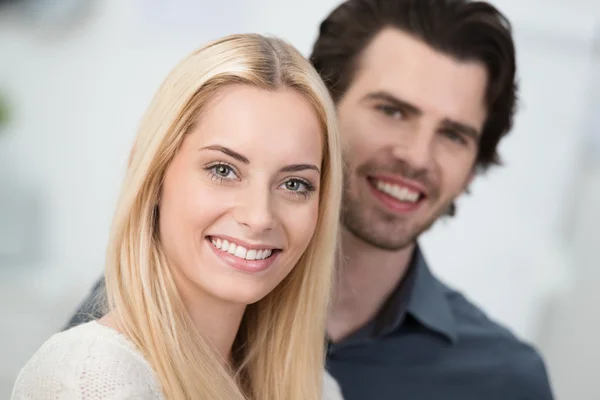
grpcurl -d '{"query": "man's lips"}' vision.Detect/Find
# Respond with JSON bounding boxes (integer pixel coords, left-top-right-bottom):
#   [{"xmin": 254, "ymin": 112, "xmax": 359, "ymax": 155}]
[
  {"xmin": 366, "ymin": 176, "xmax": 427, "ymax": 213},
  {"xmin": 370, "ymin": 174, "xmax": 427, "ymax": 196},
  {"xmin": 369, "ymin": 175, "xmax": 427, "ymax": 201}
]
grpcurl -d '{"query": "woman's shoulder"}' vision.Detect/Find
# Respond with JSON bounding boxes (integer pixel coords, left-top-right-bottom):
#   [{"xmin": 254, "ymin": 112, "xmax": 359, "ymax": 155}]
[
  {"xmin": 323, "ymin": 370, "xmax": 344, "ymax": 400},
  {"xmin": 11, "ymin": 321, "xmax": 163, "ymax": 399}
]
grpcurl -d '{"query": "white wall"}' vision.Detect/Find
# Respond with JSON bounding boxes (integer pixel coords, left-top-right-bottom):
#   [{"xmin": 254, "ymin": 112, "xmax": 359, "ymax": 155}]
[
  {"xmin": 423, "ymin": 0, "xmax": 600, "ymax": 340},
  {"xmin": 536, "ymin": 163, "xmax": 600, "ymax": 400},
  {"xmin": 1, "ymin": 0, "xmax": 598, "ymax": 398},
  {"xmin": 0, "ymin": 1, "xmax": 261, "ymax": 395}
]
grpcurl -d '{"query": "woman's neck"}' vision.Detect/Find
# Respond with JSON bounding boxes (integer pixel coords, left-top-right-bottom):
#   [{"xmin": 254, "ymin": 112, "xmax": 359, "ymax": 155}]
[
  {"xmin": 102, "ymin": 275, "xmax": 247, "ymax": 365},
  {"xmin": 183, "ymin": 292, "xmax": 247, "ymax": 363}
]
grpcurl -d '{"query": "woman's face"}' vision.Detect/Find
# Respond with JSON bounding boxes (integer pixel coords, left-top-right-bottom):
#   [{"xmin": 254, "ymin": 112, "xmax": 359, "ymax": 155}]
[{"xmin": 159, "ymin": 85, "xmax": 323, "ymax": 306}]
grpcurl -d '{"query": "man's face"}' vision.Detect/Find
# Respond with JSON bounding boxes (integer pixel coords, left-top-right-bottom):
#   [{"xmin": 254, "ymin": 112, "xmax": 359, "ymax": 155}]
[{"xmin": 338, "ymin": 29, "xmax": 488, "ymax": 250}]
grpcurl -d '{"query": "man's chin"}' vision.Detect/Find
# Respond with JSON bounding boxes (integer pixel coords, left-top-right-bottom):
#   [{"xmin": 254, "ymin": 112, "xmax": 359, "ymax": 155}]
[
  {"xmin": 343, "ymin": 219, "xmax": 419, "ymax": 251},
  {"xmin": 342, "ymin": 206, "xmax": 447, "ymax": 251}
]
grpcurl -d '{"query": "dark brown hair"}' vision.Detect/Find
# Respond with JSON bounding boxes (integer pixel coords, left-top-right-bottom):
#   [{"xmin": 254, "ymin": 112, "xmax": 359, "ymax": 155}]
[{"xmin": 310, "ymin": 0, "xmax": 517, "ymax": 172}]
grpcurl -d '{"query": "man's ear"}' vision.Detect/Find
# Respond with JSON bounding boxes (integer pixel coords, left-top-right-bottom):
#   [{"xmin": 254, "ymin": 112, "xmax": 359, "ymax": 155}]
[
  {"xmin": 448, "ymin": 171, "xmax": 476, "ymax": 217},
  {"xmin": 464, "ymin": 170, "xmax": 476, "ymax": 194}
]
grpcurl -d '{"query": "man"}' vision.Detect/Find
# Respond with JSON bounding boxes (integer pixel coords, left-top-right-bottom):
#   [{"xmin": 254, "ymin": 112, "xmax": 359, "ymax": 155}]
[
  {"xmin": 309, "ymin": 1, "xmax": 553, "ymax": 399},
  {"xmin": 67, "ymin": 0, "xmax": 554, "ymax": 398}
]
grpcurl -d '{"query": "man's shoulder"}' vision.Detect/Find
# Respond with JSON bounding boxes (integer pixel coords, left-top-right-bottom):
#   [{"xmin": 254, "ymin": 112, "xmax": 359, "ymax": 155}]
[
  {"xmin": 65, "ymin": 277, "xmax": 107, "ymax": 330},
  {"xmin": 443, "ymin": 285, "xmax": 518, "ymax": 339},
  {"xmin": 440, "ymin": 283, "xmax": 553, "ymax": 398}
]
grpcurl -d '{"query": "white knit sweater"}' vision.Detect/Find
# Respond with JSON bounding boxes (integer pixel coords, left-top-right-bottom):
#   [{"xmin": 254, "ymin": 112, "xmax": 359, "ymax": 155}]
[{"xmin": 11, "ymin": 321, "xmax": 344, "ymax": 399}]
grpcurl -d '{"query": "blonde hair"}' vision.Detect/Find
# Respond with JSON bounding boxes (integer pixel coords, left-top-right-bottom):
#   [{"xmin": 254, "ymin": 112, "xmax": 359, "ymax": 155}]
[{"xmin": 103, "ymin": 34, "xmax": 342, "ymax": 400}]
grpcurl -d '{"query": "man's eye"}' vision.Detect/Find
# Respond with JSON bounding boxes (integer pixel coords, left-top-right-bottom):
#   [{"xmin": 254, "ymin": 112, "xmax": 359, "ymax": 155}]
[
  {"xmin": 376, "ymin": 105, "xmax": 404, "ymax": 120},
  {"xmin": 442, "ymin": 130, "xmax": 467, "ymax": 145}
]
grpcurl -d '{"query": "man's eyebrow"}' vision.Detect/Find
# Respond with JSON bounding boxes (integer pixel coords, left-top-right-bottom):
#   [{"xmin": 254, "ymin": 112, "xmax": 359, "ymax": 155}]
[
  {"xmin": 441, "ymin": 119, "xmax": 481, "ymax": 142},
  {"xmin": 363, "ymin": 91, "xmax": 422, "ymax": 116},
  {"xmin": 364, "ymin": 91, "xmax": 481, "ymax": 141}
]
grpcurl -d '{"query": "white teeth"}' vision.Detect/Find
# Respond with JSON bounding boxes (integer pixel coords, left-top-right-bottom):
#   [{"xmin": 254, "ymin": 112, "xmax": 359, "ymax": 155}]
[
  {"xmin": 210, "ymin": 238, "xmax": 274, "ymax": 261},
  {"xmin": 228, "ymin": 243, "xmax": 237, "ymax": 254},
  {"xmin": 246, "ymin": 249, "xmax": 257, "ymax": 260},
  {"xmin": 375, "ymin": 180, "xmax": 420, "ymax": 203},
  {"xmin": 234, "ymin": 246, "xmax": 247, "ymax": 258}
]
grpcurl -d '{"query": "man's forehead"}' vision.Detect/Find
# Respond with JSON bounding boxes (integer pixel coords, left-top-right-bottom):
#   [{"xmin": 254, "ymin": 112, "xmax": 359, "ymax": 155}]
[
  {"xmin": 352, "ymin": 28, "xmax": 489, "ymax": 129},
  {"xmin": 356, "ymin": 29, "xmax": 486, "ymax": 86}
]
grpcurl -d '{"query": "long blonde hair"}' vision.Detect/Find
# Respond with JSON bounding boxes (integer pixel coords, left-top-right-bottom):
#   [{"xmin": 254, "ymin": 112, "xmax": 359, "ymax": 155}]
[{"xmin": 103, "ymin": 34, "xmax": 342, "ymax": 400}]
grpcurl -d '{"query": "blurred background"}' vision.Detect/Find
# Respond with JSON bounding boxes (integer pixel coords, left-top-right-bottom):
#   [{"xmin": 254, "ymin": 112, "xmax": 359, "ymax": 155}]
[{"xmin": 0, "ymin": 0, "xmax": 598, "ymax": 398}]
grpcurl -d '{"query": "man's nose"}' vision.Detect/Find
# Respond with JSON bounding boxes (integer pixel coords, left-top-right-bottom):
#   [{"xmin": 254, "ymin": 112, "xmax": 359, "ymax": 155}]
[{"xmin": 391, "ymin": 126, "xmax": 435, "ymax": 171}]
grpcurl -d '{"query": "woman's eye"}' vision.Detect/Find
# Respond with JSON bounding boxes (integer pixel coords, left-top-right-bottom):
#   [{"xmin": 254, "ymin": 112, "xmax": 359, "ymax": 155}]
[
  {"xmin": 285, "ymin": 180, "xmax": 303, "ymax": 191},
  {"xmin": 205, "ymin": 163, "xmax": 238, "ymax": 181},
  {"xmin": 280, "ymin": 178, "xmax": 316, "ymax": 199},
  {"xmin": 214, "ymin": 164, "xmax": 232, "ymax": 177}
]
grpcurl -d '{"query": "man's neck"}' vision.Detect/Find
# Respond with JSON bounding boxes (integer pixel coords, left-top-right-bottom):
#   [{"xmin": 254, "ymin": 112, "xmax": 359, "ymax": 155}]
[{"xmin": 327, "ymin": 228, "xmax": 415, "ymax": 343}]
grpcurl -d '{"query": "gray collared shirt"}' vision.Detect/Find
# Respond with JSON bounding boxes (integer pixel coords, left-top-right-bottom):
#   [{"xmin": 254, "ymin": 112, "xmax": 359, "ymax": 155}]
[{"xmin": 325, "ymin": 246, "xmax": 554, "ymax": 400}]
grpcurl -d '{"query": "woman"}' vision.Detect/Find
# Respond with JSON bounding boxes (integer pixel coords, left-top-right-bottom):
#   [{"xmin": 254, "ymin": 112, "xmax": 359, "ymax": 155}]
[{"xmin": 12, "ymin": 34, "xmax": 343, "ymax": 400}]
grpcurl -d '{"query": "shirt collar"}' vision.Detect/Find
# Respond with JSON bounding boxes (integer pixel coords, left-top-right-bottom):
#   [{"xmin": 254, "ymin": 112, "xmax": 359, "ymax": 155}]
[{"xmin": 376, "ymin": 245, "xmax": 457, "ymax": 344}]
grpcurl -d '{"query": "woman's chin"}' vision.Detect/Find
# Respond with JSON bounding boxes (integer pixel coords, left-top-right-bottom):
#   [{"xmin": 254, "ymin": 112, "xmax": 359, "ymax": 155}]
[{"xmin": 204, "ymin": 280, "xmax": 275, "ymax": 306}]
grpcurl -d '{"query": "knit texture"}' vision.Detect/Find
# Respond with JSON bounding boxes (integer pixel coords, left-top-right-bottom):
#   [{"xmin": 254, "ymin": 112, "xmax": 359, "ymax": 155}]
[{"xmin": 12, "ymin": 321, "xmax": 344, "ymax": 399}]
